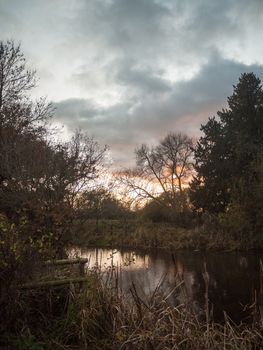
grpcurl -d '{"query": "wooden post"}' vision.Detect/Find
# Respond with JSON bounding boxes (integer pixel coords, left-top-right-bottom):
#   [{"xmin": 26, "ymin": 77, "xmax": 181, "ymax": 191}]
[
  {"xmin": 260, "ymin": 259, "xmax": 263, "ymax": 321},
  {"xmin": 20, "ymin": 258, "xmax": 89, "ymax": 291},
  {"xmin": 20, "ymin": 277, "xmax": 91, "ymax": 289},
  {"xmin": 79, "ymin": 260, "xmax": 86, "ymax": 289},
  {"xmin": 45, "ymin": 258, "xmax": 89, "ymax": 266}
]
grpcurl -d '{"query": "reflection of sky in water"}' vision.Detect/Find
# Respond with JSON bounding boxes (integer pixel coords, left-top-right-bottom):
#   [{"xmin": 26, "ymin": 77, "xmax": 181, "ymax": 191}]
[
  {"xmin": 69, "ymin": 247, "xmax": 263, "ymax": 322},
  {"xmin": 69, "ymin": 248, "xmax": 150, "ymax": 270},
  {"xmin": 69, "ymin": 247, "xmax": 198, "ymax": 311}
]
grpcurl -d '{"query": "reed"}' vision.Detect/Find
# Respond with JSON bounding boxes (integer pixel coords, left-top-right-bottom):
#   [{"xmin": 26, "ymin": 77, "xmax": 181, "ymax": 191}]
[{"xmin": 2, "ymin": 263, "xmax": 263, "ymax": 350}]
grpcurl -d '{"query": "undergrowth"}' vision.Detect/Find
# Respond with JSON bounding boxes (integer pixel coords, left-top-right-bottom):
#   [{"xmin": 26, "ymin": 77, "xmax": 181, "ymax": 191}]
[{"xmin": 1, "ymin": 266, "xmax": 263, "ymax": 350}]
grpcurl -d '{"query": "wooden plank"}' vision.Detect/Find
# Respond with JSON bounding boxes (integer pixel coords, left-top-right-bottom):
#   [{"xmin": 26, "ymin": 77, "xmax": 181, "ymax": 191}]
[
  {"xmin": 20, "ymin": 277, "xmax": 91, "ymax": 289},
  {"xmin": 44, "ymin": 258, "xmax": 89, "ymax": 266}
]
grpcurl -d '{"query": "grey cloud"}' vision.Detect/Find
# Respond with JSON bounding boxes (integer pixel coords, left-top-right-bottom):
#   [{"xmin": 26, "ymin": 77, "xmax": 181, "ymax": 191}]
[
  {"xmin": 54, "ymin": 98, "xmax": 102, "ymax": 121},
  {"xmin": 54, "ymin": 54, "xmax": 263, "ymax": 167},
  {"xmin": 73, "ymin": 0, "xmax": 262, "ymax": 66},
  {"xmin": 1, "ymin": 0, "xmax": 263, "ymax": 167},
  {"xmin": 116, "ymin": 61, "xmax": 171, "ymax": 94},
  {"xmin": 54, "ymin": 98, "xmax": 135, "ymax": 140},
  {"xmin": 64, "ymin": 0, "xmax": 263, "ymax": 105},
  {"xmin": 81, "ymin": 0, "xmax": 171, "ymax": 50},
  {"xmin": 133, "ymin": 56, "xmax": 263, "ymax": 134}
]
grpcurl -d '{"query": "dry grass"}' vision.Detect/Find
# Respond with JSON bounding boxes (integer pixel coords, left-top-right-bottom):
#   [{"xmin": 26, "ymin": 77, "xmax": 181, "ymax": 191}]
[
  {"xmin": 2, "ymin": 262, "xmax": 263, "ymax": 349},
  {"xmin": 73, "ymin": 219, "xmax": 258, "ymax": 251},
  {"xmin": 73, "ymin": 215, "xmax": 263, "ymax": 252}
]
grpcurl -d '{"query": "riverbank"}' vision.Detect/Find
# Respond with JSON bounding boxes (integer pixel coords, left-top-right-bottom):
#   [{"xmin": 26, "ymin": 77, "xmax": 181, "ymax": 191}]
[
  {"xmin": 2, "ymin": 267, "xmax": 263, "ymax": 350},
  {"xmin": 72, "ymin": 219, "xmax": 263, "ymax": 251}
]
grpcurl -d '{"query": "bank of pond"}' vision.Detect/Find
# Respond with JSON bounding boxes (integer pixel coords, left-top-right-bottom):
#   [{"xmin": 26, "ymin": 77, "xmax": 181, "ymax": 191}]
[{"xmin": 73, "ymin": 219, "xmax": 263, "ymax": 251}]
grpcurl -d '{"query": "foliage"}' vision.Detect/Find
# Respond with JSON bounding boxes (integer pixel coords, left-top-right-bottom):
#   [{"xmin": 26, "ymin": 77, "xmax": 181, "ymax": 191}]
[
  {"xmin": 0, "ymin": 40, "xmax": 107, "ymax": 336},
  {"xmin": 76, "ymin": 188, "xmax": 131, "ymax": 222},
  {"xmin": 218, "ymin": 154, "xmax": 263, "ymax": 246},
  {"xmin": 0, "ymin": 40, "xmax": 106, "ymax": 255},
  {"xmin": 0, "ymin": 213, "xmax": 54, "ymax": 335},
  {"xmin": 140, "ymin": 190, "xmax": 194, "ymax": 226},
  {"xmin": 190, "ymin": 73, "xmax": 263, "ymax": 241},
  {"xmin": 0, "ymin": 40, "xmax": 36, "ymax": 109}
]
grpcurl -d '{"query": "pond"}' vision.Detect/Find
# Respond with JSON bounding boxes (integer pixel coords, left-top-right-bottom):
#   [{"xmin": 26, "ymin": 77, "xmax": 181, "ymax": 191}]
[{"xmin": 70, "ymin": 247, "xmax": 263, "ymax": 323}]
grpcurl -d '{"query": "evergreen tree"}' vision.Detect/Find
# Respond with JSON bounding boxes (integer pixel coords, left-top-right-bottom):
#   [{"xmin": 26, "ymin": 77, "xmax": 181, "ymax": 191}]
[{"xmin": 190, "ymin": 73, "xmax": 263, "ymax": 217}]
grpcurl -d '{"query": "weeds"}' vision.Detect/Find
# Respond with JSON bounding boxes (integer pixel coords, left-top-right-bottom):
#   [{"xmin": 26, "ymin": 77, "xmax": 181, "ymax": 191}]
[{"xmin": 1, "ymin": 263, "xmax": 262, "ymax": 350}]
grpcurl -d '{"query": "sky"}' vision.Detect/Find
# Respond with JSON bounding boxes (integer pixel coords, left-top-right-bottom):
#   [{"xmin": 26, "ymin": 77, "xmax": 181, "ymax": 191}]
[{"xmin": 1, "ymin": 0, "xmax": 263, "ymax": 168}]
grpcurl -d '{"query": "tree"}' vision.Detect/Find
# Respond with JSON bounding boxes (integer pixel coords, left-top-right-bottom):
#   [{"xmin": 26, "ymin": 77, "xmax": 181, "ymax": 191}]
[
  {"xmin": 0, "ymin": 40, "xmax": 52, "ymax": 218},
  {"xmin": 140, "ymin": 190, "xmax": 192, "ymax": 224},
  {"xmin": 0, "ymin": 41, "xmax": 108, "ymax": 332},
  {"xmin": 189, "ymin": 116, "xmax": 230, "ymax": 214},
  {"xmin": 0, "ymin": 41, "xmax": 107, "ymax": 255},
  {"xmin": 64, "ymin": 131, "xmax": 107, "ymax": 207},
  {"xmin": 0, "ymin": 40, "xmax": 35, "ymax": 109},
  {"xmin": 118, "ymin": 132, "xmax": 194, "ymax": 216},
  {"xmin": 76, "ymin": 188, "xmax": 131, "ymax": 224},
  {"xmin": 190, "ymin": 73, "xmax": 263, "ymax": 217}
]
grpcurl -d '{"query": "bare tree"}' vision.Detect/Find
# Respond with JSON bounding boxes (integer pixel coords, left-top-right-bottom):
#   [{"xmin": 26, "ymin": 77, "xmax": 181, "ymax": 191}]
[
  {"xmin": 0, "ymin": 41, "xmax": 108, "ymax": 255},
  {"xmin": 0, "ymin": 41, "xmax": 52, "ymax": 190},
  {"xmin": 0, "ymin": 40, "xmax": 35, "ymax": 109},
  {"xmin": 0, "ymin": 41, "xmax": 52, "ymax": 138},
  {"xmin": 58, "ymin": 130, "xmax": 108, "ymax": 210},
  {"xmin": 118, "ymin": 133, "xmax": 194, "ymax": 210}
]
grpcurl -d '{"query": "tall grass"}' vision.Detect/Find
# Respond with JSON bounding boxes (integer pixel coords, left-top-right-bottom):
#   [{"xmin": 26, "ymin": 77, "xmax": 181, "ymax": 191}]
[{"xmin": 2, "ymin": 262, "xmax": 263, "ymax": 350}]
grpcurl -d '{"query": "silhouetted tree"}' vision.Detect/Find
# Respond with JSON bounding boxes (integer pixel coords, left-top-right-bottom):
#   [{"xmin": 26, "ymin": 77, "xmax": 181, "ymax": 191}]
[
  {"xmin": 0, "ymin": 40, "xmax": 35, "ymax": 109},
  {"xmin": 119, "ymin": 133, "xmax": 194, "ymax": 216},
  {"xmin": 76, "ymin": 188, "xmax": 131, "ymax": 224},
  {"xmin": 190, "ymin": 73, "xmax": 263, "ymax": 221},
  {"xmin": 0, "ymin": 41, "xmax": 106, "ymax": 254},
  {"xmin": 140, "ymin": 190, "xmax": 192, "ymax": 225}
]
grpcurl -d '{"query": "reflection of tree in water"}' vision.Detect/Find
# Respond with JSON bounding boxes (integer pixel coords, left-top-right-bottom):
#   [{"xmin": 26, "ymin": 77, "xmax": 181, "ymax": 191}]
[
  {"xmin": 129, "ymin": 250, "xmax": 262, "ymax": 322},
  {"xmin": 168, "ymin": 254, "xmax": 204, "ymax": 318},
  {"xmin": 202, "ymin": 253, "xmax": 259, "ymax": 322},
  {"xmin": 171, "ymin": 251, "xmax": 260, "ymax": 322}
]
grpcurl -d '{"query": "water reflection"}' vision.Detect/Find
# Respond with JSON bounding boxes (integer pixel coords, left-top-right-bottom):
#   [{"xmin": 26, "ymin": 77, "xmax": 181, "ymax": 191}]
[
  {"xmin": 70, "ymin": 247, "xmax": 263, "ymax": 322},
  {"xmin": 70, "ymin": 247, "xmax": 150, "ymax": 270}
]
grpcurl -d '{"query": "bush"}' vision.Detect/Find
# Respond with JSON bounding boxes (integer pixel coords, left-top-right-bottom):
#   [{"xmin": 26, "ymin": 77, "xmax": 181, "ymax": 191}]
[{"xmin": 0, "ymin": 213, "xmax": 54, "ymax": 335}]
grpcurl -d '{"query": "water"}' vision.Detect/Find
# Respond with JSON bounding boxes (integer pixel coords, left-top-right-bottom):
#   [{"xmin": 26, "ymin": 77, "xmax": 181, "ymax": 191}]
[{"xmin": 70, "ymin": 247, "xmax": 263, "ymax": 323}]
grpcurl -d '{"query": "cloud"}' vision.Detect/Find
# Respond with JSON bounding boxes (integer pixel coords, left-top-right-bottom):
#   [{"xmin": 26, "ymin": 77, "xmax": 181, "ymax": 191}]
[
  {"xmin": 1, "ymin": 0, "xmax": 263, "ymax": 167},
  {"xmin": 54, "ymin": 54, "xmax": 263, "ymax": 167},
  {"xmin": 115, "ymin": 60, "xmax": 171, "ymax": 94}
]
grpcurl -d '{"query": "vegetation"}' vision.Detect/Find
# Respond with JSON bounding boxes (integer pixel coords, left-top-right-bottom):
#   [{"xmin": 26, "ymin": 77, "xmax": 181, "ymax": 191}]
[
  {"xmin": 117, "ymin": 74, "xmax": 263, "ymax": 245},
  {"xmin": 73, "ymin": 217, "xmax": 263, "ymax": 251},
  {"xmin": 0, "ymin": 41, "xmax": 106, "ymax": 245},
  {"xmin": 1, "ymin": 267, "xmax": 262, "ymax": 350},
  {"xmin": 118, "ymin": 133, "xmax": 194, "ymax": 212},
  {"xmin": 0, "ymin": 40, "xmax": 106, "ymax": 340},
  {"xmin": 190, "ymin": 73, "xmax": 263, "ymax": 240},
  {"xmin": 1, "ymin": 41, "xmax": 263, "ymax": 348}
]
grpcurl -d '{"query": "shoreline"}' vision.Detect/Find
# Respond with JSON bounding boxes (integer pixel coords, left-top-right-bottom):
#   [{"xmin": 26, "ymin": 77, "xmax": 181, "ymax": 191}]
[{"xmin": 71, "ymin": 219, "xmax": 263, "ymax": 252}]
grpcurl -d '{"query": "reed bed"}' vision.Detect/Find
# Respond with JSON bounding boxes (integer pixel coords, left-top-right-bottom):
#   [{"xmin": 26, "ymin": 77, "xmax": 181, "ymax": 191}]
[{"xmin": 2, "ymin": 263, "xmax": 263, "ymax": 350}]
